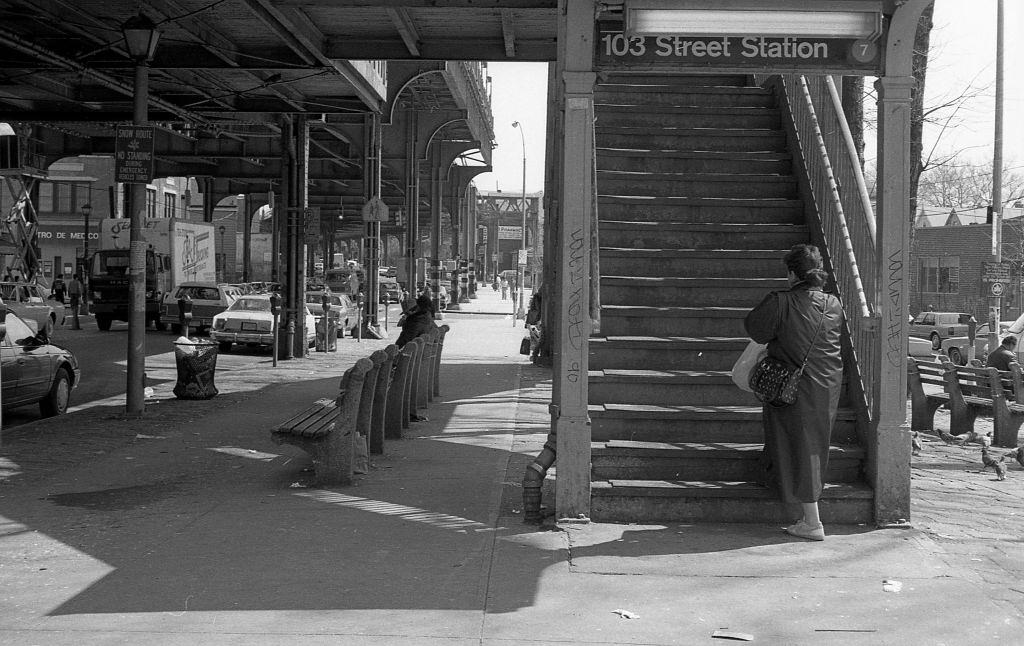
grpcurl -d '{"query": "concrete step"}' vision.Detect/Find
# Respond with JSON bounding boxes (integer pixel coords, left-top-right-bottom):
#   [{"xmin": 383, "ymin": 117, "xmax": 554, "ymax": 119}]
[
  {"xmin": 590, "ymin": 480, "xmax": 874, "ymax": 524},
  {"xmin": 596, "ymin": 105, "xmax": 782, "ymax": 129},
  {"xmin": 589, "ymin": 368, "xmax": 758, "ymax": 406},
  {"xmin": 588, "ymin": 403, "xmax": 861, "ymax": 445},
  {"xmin": 597, "ymin": 148, "xmax": 793, "ymax": 174},
  {"xmin": 590, "ymin": 335, "xmax": 748, "ymax": 371},
  {"xmin": 599, "ymin": 221, "xmax": 809, "ymax": 250},
  {"xmin": 590, "ymin": 403, "xmax": 764, "ymax": 442},
  {"xmin": 600, "ymin": 305, "xmax": 749, "ymax": 337},
  {"xmin": 600, "ymin": 248, "xmax": 786, "ymax": 278},
  {"xmin": 592, "ymin": 441, "xmax": 865, "ymax": 482},
  {"xmin": 596, "ymin": 85, "xmax": 775, "ymax": 108},
  {"xmin": 597, "ymin": 195, "xmax": 804, "ymax": 223},
  {"xmin": 601, "ymin": 276, "xmax": 787, "ymax": 308},
  {"xmin": 596, "ymin": 170, "xmax": 798, "ymax": 199},
  {"xmin": 596, "ymin": 126, "xmax": 787, "ymax": 152}
]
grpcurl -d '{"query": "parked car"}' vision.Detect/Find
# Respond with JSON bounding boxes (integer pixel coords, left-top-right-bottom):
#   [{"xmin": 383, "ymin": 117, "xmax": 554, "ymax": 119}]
[
  {"xmin": 0, "ymin": 308, "xmax": 79, "ymax": 416},
  {"xmin": 305, "ymin": 290, "xmax": 358, "ymax": 334},
  {"xmin": 940, "ymin": 322, "xmax": 1011, "ymax": 365},
  {"xmin": 379, "ymin": 278, "xmax": 401, "ymax": 303},
  {"xmin": 162, "ymin": 283, "xmax": 243, "ymax": 333},
  {"xmin": 909, "ymin": 336, "xmax": 935, "ymax": 358},
  {"xmin": 436, "ymin": 285, "xmax": 449, "ymax": 311},
  {"xmin": 210, "ymin": 294, "xmax": 316, "ymax": 352},
  {"xmin": 909, "ymin": 311, "xmax": 975, "ymax": 350},
  {"xmin": 0, "ymin": 282, "xmax": 59, "ymax": 341}
]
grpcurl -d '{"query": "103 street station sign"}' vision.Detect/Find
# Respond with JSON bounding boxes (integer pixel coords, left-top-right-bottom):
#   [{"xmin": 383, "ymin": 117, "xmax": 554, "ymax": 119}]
[{"xmin": 595, "ymin": 23, "xmax": 882, "ymax": 74}]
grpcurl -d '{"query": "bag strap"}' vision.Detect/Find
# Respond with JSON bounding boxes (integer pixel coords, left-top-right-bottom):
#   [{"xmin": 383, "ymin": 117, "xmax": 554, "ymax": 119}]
[{"xmin": 797, "ymin": 293, "xmax": 827, "ymax": 370}]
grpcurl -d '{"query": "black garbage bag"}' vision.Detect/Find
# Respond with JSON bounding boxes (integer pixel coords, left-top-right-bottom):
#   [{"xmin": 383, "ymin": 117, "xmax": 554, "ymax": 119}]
[{"xmin": 173, "ymin": 340, "xmax": 219, "ymax": 400}]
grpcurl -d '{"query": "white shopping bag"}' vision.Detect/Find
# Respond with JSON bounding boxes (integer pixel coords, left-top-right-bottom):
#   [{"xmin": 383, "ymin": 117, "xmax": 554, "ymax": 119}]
[{"xmin": 731, "ymin": 340, "xmax": 767, "ymax": 392}]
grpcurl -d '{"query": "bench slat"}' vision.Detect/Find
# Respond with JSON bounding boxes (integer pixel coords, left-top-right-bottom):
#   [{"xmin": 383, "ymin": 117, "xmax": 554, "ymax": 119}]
[{"xmin": 273, "ymin": 398, "xmax": 340, "ymax": 439}]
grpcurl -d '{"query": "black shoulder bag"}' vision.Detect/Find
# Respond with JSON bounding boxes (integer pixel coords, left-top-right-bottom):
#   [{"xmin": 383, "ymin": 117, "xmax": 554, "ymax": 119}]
[{"xmin": 749, "ymin": 295, "xmax": 826, "ymax": 407}]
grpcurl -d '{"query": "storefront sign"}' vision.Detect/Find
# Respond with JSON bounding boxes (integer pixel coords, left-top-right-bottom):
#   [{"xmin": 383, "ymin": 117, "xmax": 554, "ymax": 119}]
[
  {"xmin": 595, "ymin": 24, "xmax": 881, "ymax": 74},
  {"xmin": 498, "ymin": 225, "xmax": 523, "ymax": 240}
]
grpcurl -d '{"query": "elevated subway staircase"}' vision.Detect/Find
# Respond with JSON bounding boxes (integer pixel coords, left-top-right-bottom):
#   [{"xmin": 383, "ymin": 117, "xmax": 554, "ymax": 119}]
[{"xmin": 588, "ymin": 74, "xmax": 872, "ymax": 524}]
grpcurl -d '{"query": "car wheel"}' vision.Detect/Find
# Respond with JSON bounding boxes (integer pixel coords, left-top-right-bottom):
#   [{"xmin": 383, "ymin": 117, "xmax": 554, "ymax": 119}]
[
  {"xmin": 948, "ymin": 347, "xmax": 964, "ymax": 366},
  {"xmin": 154, "ymin": 317, "xmax": 167, "ymax": 332},
  {"xmin": 218, "ymin": 341, "xmax": 232, "ymax": 353},
  {"xmin": 40, "ymin": 368, "xmax": 71, "ymax": 417},
  {"xmin": 170, "ymin": 323, "xmax": 182, "ymax": 334},
  {"xmin": 930, "ymin": 332, "xmax": 941, "ymax": 350},
  {"xmin": 96, "ymin": 315, "xmax": 112, "ymax": 331}
]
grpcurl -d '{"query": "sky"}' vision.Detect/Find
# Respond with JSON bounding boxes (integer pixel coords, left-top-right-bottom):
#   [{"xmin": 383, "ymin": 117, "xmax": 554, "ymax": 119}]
[{"xmin": 475, "ymin": 0, "xmax": 1023, "ymax": 200}]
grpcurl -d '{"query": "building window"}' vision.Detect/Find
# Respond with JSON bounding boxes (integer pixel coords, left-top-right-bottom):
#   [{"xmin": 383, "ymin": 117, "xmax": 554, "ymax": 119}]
[
  {"xmin": 164, "ymin": 192, "xmax": 176, "ymax": 218},
  {"xmin": 919, "ymin": 256, "xmax": 959, "ymax": 294},
  {"xmin": 38, "ymin": 182, "xmax": 53, "ymax": 212},
  {"xmin": 146, "ymin": 188, "xmax": 157, "ymax": 219}
]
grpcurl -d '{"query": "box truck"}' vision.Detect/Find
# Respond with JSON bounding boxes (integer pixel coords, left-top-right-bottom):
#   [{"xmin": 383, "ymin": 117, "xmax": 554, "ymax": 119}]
[{"xmin": 88, "ymin": 218, "xmax": 216, "ymax": 331}]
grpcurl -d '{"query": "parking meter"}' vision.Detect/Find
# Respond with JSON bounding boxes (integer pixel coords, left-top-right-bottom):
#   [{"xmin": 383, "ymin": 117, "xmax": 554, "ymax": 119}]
[
  {"xmin": 270, "ymin": 293, "xmax": 282, "ymax": 367},
  {"xmin": 178, "ymin": 294, "xmax": 193, "ymax": 335}
]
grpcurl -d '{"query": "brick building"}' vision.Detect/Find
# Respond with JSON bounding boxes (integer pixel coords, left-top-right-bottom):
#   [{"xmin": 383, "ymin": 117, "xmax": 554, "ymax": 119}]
[{"xmin": 911, "ymin": 207, "xmax": 1024, "ymax": 321}]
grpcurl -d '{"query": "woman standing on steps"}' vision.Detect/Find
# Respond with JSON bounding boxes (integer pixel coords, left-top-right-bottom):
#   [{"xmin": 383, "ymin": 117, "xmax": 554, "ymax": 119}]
[{"xmin": 744, "ymin": 244, "xmax": 845, "ymax": 541}]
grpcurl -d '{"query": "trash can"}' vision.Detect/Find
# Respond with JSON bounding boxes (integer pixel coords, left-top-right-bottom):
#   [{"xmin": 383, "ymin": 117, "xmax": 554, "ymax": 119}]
[{"xmin": 173, "ymin": 339, "xmax": 219, "ymax": 399}]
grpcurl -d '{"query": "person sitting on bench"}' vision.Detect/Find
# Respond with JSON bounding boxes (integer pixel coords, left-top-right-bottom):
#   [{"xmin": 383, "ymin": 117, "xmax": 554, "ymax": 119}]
[
  {"xmin": 986, "ymin": 335, "xmax": 1018, "ymax": 371},
  {"xmin": 396, "ymin": 293, "xmax": 437, "ymax": 348}
]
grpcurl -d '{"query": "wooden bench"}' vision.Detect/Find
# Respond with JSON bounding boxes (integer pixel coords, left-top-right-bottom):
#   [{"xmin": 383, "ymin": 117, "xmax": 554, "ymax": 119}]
[
  {"xmin": 942, "ymin": 361, "xmax": 1024, "ymax": 447},
  {"xmin": 385, "ymin": 341, "xmax": 418, "ymax": 439},
  {"xmin": 907, "ymin": 356, "xmax": 950, "ymax": 432},
  {"xmin": 369, "ymin": 344, "xmax": 398, "ymax": 453},
  {"xmin": 431, "ymin": 324, "xmax": 450, "ymax": 398},
  {"xmin": 270, "ymin": 357, "xmax": 372, "ymax": 486}
]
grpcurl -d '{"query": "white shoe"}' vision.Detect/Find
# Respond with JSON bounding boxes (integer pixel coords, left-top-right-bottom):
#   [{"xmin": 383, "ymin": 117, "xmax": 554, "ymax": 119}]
[{"xmin": 784, "ymin": 520, "xmax": 825, "ymax": 541}]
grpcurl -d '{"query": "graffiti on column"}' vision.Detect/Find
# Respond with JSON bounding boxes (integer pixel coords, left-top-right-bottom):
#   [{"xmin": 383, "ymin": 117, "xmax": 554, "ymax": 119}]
[
  {"xmin": 886, "ymin": 248, "xmax": 904, "ymax": 368},
  {"xmin": 566, "ymin": 227, "xmax": 586, "ymax": 385}
]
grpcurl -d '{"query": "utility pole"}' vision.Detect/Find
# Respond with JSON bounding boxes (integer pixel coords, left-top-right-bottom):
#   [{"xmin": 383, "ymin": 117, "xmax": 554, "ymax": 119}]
[{"xmin": 989, "ymin": 0, "xmax": 1005, "ymax": 355}]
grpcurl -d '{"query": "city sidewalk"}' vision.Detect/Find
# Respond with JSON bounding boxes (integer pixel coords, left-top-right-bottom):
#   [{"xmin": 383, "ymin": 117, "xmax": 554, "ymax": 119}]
[{"xmin": 0, "ymin": 289, "xmax": 1019, "ymax": 644}]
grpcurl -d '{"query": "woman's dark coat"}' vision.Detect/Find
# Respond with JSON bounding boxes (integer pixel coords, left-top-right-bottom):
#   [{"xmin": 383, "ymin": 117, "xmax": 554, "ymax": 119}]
[
  {"xmin": 744, "ymin": 283, "xmax": 845, "ymax": 503},
  {"xmin": 395, "ymin": 304, "xmax": 437, "ymax": 348}
]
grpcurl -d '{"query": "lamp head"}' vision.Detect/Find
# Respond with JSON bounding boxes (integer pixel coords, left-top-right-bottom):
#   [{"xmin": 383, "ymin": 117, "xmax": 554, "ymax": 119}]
[
  {"xmin": 122, "ymin": 13, "xmax": 161, "ymax": 62},
  {"xmin": 81, "ymin": 203, "xmax": 92, "ymax": 217},
  {"xmin": 512, "ymin": 121, "xmax": 520, "ymax": 128}
]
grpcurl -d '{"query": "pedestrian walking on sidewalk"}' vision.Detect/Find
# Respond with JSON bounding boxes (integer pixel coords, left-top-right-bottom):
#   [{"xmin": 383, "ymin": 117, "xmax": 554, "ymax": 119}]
[
  {"xmin": 744, "ymin": 244, "xmax": 845, "ymax": 541},
  {"xmin": 500, "ymin": 277, "xmax": 508, "ymax": 300},
  {"xmin": 67, "ymin": 273, "xmax": 84, "ymax": 330}
]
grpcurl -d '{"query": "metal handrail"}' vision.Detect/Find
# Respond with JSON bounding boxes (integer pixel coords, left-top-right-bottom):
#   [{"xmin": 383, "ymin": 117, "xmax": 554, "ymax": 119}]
[
  {"xmin": 763, "ymin": 73, "xmax": 879, "ymax": 415},
  {"xmin": 797, "ymin": 75, "xmax": 872, "ymax": 323}
]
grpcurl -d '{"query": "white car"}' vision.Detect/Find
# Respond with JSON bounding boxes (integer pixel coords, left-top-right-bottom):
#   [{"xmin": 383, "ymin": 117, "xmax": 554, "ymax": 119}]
[
  {"xmin": 940, "ymin": 322, "xmax": 1011, "ymax": 365},
  {"xmin": 909, "ymin": 336, "xmax": 935, "ymax": 358},
  {"xmin": 210, "ymin": 294, "xmax": 316, "ymax": 352}
]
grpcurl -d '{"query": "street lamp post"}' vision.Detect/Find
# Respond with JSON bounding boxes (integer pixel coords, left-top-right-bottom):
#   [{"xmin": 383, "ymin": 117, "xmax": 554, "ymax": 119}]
[
  {"xmin": 122, "ymin": 13, "xmax": 160, "ymax": 416},
  {"xmin": 512, "ymin": 121, "xmax": 527, "ymax": 321},
  {"xmin": 80, "ymin": 203, "xmax": 91, "ymax": 315}
]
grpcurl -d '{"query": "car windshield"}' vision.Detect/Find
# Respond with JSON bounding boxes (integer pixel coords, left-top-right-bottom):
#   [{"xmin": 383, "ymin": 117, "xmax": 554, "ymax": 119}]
[
  {"xmin": 1005, "ymin": 313, "xmax": 1024, "ymax": 335},
  {"xmin": 228, "ymin": 297, "xmax": 270, "ymax": 312}
]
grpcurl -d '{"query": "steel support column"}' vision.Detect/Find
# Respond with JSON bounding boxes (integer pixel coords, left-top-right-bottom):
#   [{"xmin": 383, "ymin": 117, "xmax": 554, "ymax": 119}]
[
  {"xmin": 872, "ymin": 0, "xmax": 932, "ymax": 525},
  {"xmin": 553, "ymin": 0, "xmax": 597, "ymax": 521}
]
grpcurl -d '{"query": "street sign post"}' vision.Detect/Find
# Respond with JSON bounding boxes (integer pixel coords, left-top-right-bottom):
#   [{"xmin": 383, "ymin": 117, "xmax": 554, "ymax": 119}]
[
  {"xmin": 114, "ymin": 125, "xmax": 155, "ymax": 183},
  {"xmin": 361, "ymin": 196, "xmax": 389, "ymax": 222}
]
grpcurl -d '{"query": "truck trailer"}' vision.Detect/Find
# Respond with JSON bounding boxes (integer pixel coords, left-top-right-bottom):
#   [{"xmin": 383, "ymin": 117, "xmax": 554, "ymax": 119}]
[{"xmin": 89, "ymin": 218, "xmax": 216, "ymax": 331}]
